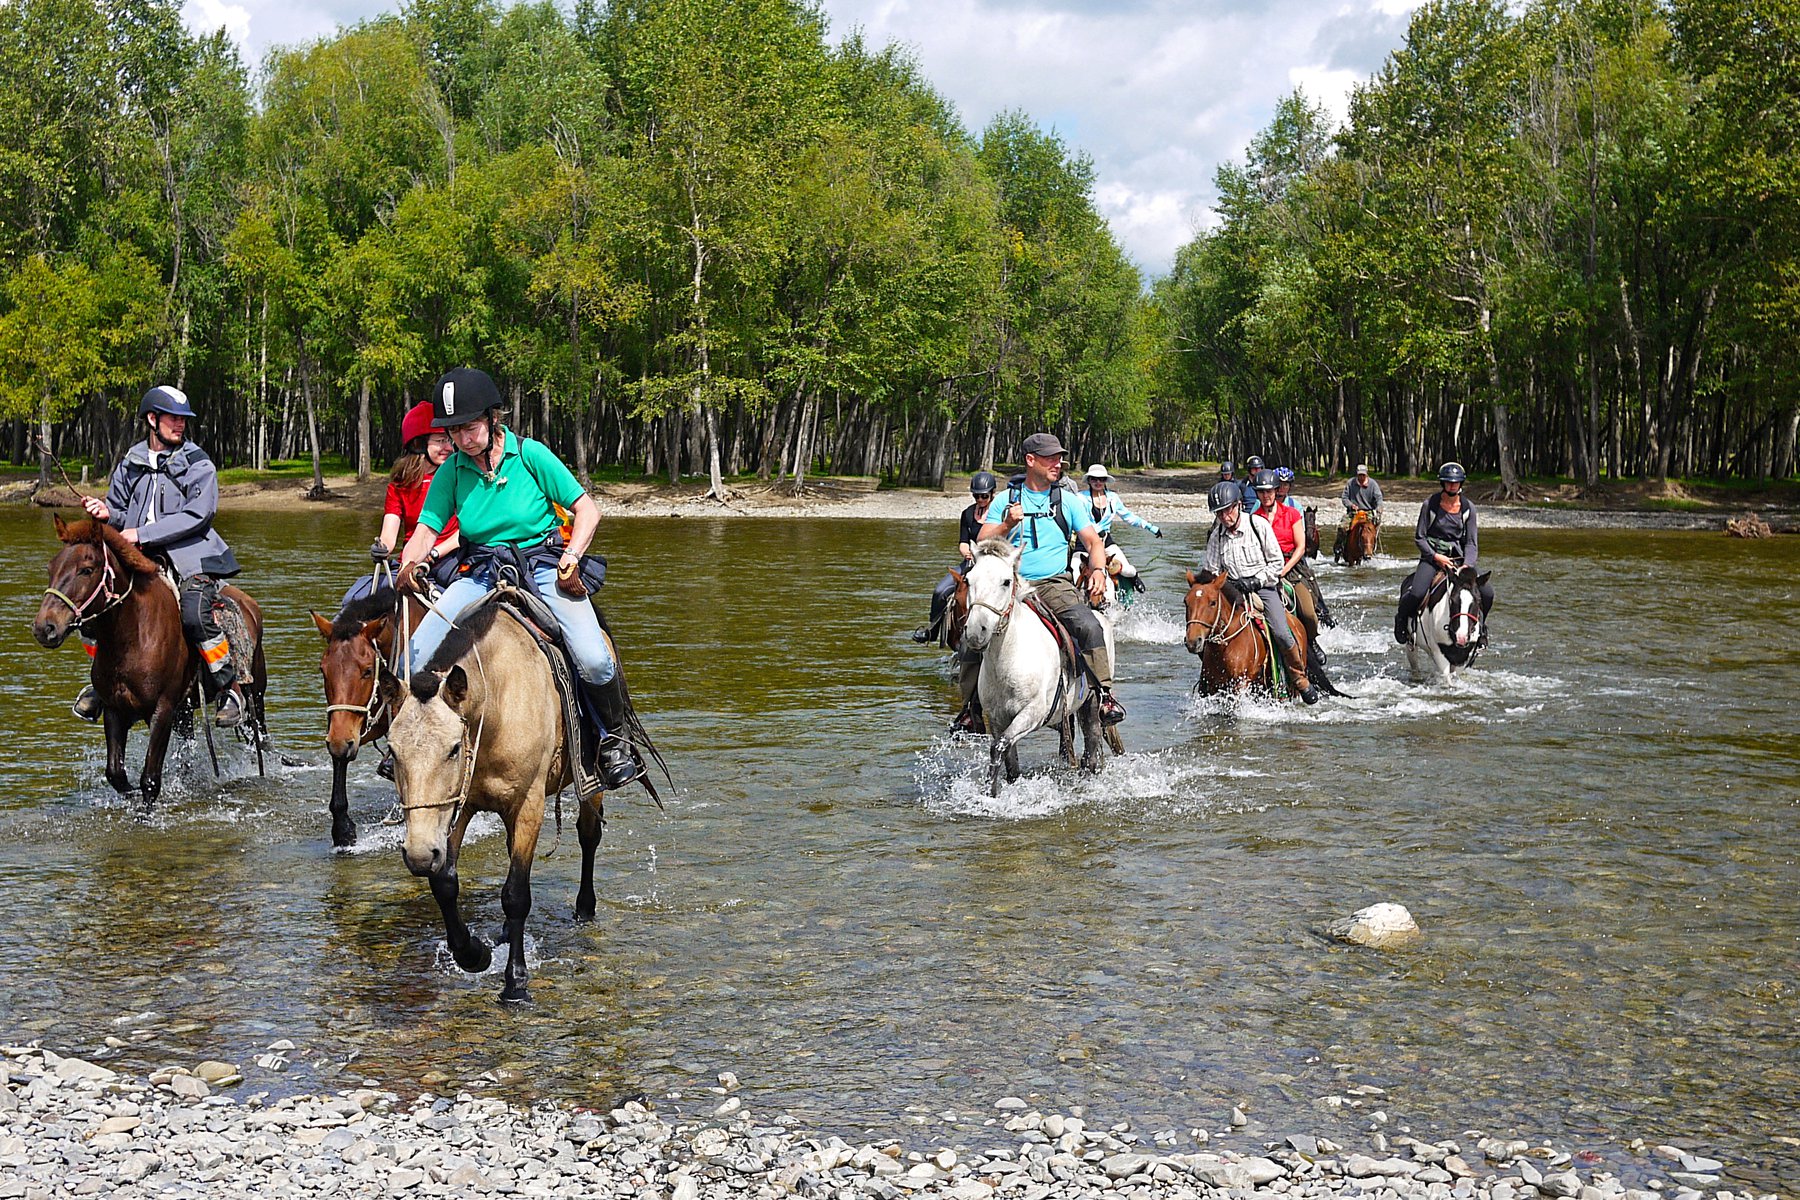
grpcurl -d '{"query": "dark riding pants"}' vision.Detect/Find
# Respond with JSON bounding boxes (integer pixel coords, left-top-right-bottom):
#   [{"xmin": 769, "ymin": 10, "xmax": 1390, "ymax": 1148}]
[
  {"xmin": 179, "ymin": 575, "xmax": 236, "ymax": 692},
  {"xmin": 928, "ymin": 559, "xmax": 971, "ymax": 632},
  {"xmin": 1400, "ymin": 560, "xmax": 1494, "ymax": 613}
]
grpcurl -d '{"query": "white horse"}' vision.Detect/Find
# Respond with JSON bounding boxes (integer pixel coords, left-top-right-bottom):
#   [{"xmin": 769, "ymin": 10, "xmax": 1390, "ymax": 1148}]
[
  {"xmin": 960, "ymin": 539, "xmax": 1105, "ymax": 796},
  {"xmin": 1405, "ymin": 564, "xmax": 1491, "ymax": 683}
]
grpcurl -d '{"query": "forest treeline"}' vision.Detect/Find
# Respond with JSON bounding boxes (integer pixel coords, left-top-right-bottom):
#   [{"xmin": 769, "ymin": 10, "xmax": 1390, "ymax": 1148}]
[
  {"xmin": 1, "ymin": 0, "xmax": 1797, "ymax": 495},
  {"xmin": 1157, "ymin": 0, "xmax": 1800, "ymax": 491},
  {"xmin": 0, "ymin": 0, "xmax": 1155, "ymax": 496}
]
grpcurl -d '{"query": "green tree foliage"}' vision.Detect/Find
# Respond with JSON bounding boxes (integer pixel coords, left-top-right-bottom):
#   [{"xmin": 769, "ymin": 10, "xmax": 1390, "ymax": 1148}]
[
  {"xmin": 0, "ymin": 0, "xmax": 1153, "ymax": 486},
  {"xmin": 1158, "ymin": 0, "xmax": 1800, "ymax": 483}
]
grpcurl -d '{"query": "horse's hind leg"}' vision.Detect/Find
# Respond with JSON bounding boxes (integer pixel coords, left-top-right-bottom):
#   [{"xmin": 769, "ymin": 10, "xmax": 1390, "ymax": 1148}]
[
  {"xmin": 498, "ymin": 805, "xmax": 542, "ymax": 1004},
  {"xmin": 1058, "ymin": 718, "xmax": 1077, "ymax": 768},
  {"xmin": 574, "ymin": 797, "xmax": 604, "ymax": 922}
]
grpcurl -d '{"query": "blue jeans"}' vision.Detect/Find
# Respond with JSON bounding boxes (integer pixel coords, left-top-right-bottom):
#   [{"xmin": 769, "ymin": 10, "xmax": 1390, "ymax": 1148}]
[{"xmin": 409, "ymin": 563, "xmax": 618, "ymax": 686}]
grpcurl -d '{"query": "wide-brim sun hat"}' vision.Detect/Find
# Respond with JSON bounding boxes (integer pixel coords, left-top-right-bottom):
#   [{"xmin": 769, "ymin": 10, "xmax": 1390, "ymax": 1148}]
[{"xmin": 1085, "ymin": 464, "xmax": 1109, "ymax": 479}]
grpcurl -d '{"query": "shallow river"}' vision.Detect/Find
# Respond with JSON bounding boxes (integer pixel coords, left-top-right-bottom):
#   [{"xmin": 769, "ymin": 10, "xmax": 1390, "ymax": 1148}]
[{"xmin": 0, "ymin": 507, "xmax": 1795, "ymax": 1186}]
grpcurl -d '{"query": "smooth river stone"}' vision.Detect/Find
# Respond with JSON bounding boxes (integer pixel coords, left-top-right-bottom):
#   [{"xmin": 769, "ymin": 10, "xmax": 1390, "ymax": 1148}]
[{"xmin": 1323, "ymin": 903, "xmax": 1422, "ymax": 949}]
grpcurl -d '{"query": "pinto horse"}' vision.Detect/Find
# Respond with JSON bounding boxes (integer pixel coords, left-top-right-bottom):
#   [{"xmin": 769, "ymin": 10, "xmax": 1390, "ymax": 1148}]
[
  {"xmin": 309, "ymin": 588, "xmax": 426, "ymax": 848},
  {"xmin": 1404, "ymin": 564, "xmax": 1491, "ymax": 684},
  {"xmin": 378, "ymin": 590, "xmax": 611, "ymax": 1004},
  {"xmin": 1182, "ymin": 569, "xmax": 1339, "ymax": 700},
  {"xmin": 1336, "ymin": 510, "xmax": 1379, "ymax": 566},
  {"xmin": 33, "ymin": 516, "xmax": 266, "ymax": 808}
]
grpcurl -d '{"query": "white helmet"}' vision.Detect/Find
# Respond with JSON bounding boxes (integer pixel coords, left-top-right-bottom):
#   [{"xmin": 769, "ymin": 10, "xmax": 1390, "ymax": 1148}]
[{"xmin": 1084, "ymin": 463, "xmax": 1110, "ymax": 480}]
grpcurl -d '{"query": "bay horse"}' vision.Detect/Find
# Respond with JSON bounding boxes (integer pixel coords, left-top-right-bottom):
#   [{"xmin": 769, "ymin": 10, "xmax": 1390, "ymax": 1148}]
[
  {"xmin": 377, "ymin": 590, "xmax": 606, "ymax": 1004},
  {"xmin": 33, "ymin": 516, "xmax": 266, "ymax": 808},
  {"xmin": 1303, "ymin": 507, "xmax": 1320, "ymax": 559},
  {"xmin": 960, "ymin": 540, "xmax": 1106, "ymax": 796},
  {"xmin": 1182, "ymin": 569, "xmax": 1341, "ymax": 700},
  {"xmin": 309, "ymin": 588, "xmax": 425, "ymax": 848},
  {"xmin": 1404, "ymin": 564, "xmax": 1491, "ymax": 684},
  {"xmin": 1336, "ymin": 510, "xmax": 1379, "ymax": 566}
]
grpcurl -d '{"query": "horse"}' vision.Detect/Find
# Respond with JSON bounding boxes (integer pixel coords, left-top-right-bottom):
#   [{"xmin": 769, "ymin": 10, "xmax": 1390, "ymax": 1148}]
[
  {"xmin": 1303, "ymin": 506, "xmax": 1320, "ymax": 559},
  {"xmin": 309, "ymin": 587, "xmax": 425, "ymax": 848},
  {"xmin": 1336, "ymin": 510, "xmax": 1379, "ymax": 566},
  {"xmin": 33, "ymin": 516, "xmax": 266, "ymax": 808},
  {"xmin": 1404, "ymin": 564, "xmax": 1491, "ymax": 684},
  {"xmin": 960, "ymin": 539, "xmax": 1105, "ymax": 797},
  {"xmin": 377, "ymin": 589, "xmax": 607, "ymax": 1004},
  {"xmin": 1182, "ymin": 569, "xmax": 1340, "ymax": 700}
]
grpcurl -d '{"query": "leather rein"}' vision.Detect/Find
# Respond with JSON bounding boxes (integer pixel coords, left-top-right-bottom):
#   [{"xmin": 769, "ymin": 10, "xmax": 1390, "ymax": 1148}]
[
  {"xmin": 43, "ymin": 543, "xmax": 130, "ymax": 630},
  {"xmin": 1184, "ymin": 584, "xmax": 1256, "ymax": 651}
]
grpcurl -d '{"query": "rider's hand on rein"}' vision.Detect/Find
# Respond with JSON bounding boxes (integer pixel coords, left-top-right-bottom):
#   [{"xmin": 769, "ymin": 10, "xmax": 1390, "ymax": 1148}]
[{"xmin": 556, "ymin": 555, "xmax": 587, "ymax": 598}]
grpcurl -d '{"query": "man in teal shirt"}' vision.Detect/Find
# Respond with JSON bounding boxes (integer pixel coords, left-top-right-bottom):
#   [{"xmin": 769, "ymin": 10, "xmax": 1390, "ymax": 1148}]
[{"xmin": 953, "ymin": 432, "xmax": 1125, "ymax": 730}]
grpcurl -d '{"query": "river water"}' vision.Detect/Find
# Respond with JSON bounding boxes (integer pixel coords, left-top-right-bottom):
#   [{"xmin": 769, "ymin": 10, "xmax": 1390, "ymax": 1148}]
[{"xmin": 1, "ymin": 507, "xmax": 1795, "ymax": 1186}]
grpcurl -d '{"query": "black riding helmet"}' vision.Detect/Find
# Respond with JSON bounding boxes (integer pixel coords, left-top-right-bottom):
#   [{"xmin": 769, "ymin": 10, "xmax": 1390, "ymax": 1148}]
[
  {"xmin": 1252, "ymin": 468, "xmax": 1277, "ymax": 491},
  {"xmin": 1219, "ymin": 460, "xmax": 1236, "ymax": 478},
  {"xmin": 1438, "ymin": 461, "xmax": 1467, "ymax": 483},
  {"xmin": 970, "ymin": 470, "xmax": 997, "ymax": 496},
  {"xmin": 138, "ymin": 385, "xmax": 196, "ymax": 419},
  {"xmin": 1208, "ymin": 481, "xmax": 1241, "ymax": 512},
  {"xmin": 430, "ymin": 367, "xmax": 504, "ymax": 429},
  {"xmin": 1245, "ymin": 455, "xmax": 1265, "ymax": 472}
]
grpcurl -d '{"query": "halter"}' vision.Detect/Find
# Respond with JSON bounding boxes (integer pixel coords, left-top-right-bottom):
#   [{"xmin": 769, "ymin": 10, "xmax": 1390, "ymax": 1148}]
[
  {"xmin": 42, "ymin": 542, "xmax": 129, "ymax": 629},
  {"xmin": 397, "ymin": 626, "xmax": 490, "ymax": 828},
  {"xmin": 961, "ymin": 562, "xmax": 1019, "ymax": 646},
  {"xmin": 1184, "ymin": 584, "xmax": 1256, "ymax": 650}
]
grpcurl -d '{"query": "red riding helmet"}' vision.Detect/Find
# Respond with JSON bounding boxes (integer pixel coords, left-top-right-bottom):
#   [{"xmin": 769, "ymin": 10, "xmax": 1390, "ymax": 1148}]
[{"xmin": 400, "ymin": 400, "xmax": 436, "ymax": 448}]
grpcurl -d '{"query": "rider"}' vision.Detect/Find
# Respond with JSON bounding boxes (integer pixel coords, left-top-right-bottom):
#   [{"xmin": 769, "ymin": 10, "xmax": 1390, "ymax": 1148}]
[
  {"xmin": 1394, "ymin": 461, "xmax": 1494, "ymax": 644},
  {"xmin": 77, "ymin": 385, "xmax": 247, "ymax": 727},
  {"xmin": 1201, "ymin": 479, "xmax": 1321, "ymax": 705},
  {"xmin": 396, "ymin": 367, "xmax": 641, "ymax": 790},
  {"xmin": 1334, "ymin": 462, "xmax": 1383, "ymax": 560},
  {"xmin": 1082, "ymin": 463, "xmax": 1162, "ymax": 593},
  {"xmin": 1239, "ymin": 455, "xmax": 1266, "ymax": 513},
  {"xmin": 1273, "ymin": 466, "xmax": 1334, "ymax": 627},
  {"xmin": 956, "ymin": 432, "xmax": 1125, "ymax": 730},
  {"xmin": 343, "ymin": 400, "xmax": 462, "ymax": 605},
  {"xmin": 1255, "ymin": 470, "xmax": 1324, "ymax": 648},
  {"xmin": 913, "ymin": 471, "xmax": 996, "ymax": 643}
]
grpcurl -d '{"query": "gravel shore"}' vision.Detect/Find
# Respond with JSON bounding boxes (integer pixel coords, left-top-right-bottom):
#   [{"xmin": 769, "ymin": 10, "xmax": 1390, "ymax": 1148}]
[{"xmin": 1, "ymin": 1044, "xmax": 1771, "ymax": 1200}]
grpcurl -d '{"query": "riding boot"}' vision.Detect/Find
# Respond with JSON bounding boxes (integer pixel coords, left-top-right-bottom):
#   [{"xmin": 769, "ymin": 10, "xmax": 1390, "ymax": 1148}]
[
  {"xmin": 215, "ymin": 683, "xmax": 246, "ymax": 729},
  {"xmin": 586, "ymin": 676, "xmax": 645, "ymax": 790},
  {"xmin": 1279, "ymin": 643, "xmax": 1321, "ymax": 705},
  {"xmin": 951, "ymin": 695, "xmax": 984, "ymax": 735},
  {"xmin": 1097, "ymin": 685, "xmax": 1127, "ymax": 725},
  {"xmin": 1393, "ymin": 597, "xmax": 1417, "ymax": 645},
  {"xmin": 72, "ymin": 684, "xmax": 100, "ymax": 723}
]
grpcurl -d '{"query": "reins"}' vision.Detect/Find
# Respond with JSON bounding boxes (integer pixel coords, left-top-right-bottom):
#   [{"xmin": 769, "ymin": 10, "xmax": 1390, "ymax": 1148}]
[{"xmin": 1184, "ymin": 585, "xmax": 1256, "ymax": 649}]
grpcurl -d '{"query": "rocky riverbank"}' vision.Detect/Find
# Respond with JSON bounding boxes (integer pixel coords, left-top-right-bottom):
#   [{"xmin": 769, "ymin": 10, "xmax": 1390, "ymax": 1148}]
[{"xmin": 0, "ymin": 1043, "xmax": 1774, "ymax": 1200}]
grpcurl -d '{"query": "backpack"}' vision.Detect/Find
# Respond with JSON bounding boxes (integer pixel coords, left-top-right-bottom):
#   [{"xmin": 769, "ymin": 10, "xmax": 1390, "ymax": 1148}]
[{"xmin": 1007, "ymin": 475, "xmax": 1076, "ymax": 570}]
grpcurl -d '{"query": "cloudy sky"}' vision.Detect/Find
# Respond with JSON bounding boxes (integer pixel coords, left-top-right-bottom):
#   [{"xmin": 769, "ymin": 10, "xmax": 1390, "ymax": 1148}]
[{"xmin": 181, "ymin": 0, "xmax": 1423, "ymax": 276}]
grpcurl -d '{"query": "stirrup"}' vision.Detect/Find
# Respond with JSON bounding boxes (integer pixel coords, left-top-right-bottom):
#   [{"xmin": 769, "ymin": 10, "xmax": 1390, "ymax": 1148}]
[
  {"xmin": 72, "ymin": 685, "xmax": 101, "ymax": 723},
  {"xmin": 1098, "ymin": 689, "xmax": 1126, "ymax": 726},
  {"xmin": 215, "ymin": 689, "xmax": 246, "ymax": 729},
  {"xmin": 910, "ymin": 625, "xmax": 934, "ymax": 644},
  {"xmin": 950, "ymin": 703, "xmax": 981, "ymax": 735},
  {"xmin": 597, "ymin": 736, "xmax": 643, "ymax": 790},
  {"xmin": 376, "ymin": 748, "xmax": 396, "ymax": 781}
]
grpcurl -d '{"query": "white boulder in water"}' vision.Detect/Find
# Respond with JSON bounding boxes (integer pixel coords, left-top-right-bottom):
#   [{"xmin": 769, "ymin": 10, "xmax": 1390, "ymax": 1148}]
[{"xmin": 1324, "ymin": 903, "xmax": 1421, "ymax": 949}]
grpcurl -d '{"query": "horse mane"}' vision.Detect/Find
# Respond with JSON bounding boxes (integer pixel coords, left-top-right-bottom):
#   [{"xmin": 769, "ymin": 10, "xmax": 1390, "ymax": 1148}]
[
  {"xmin": 411, "ymin": 598, "xmax": 509, "ymax": 700},
  {"xmin": 330, "ymin": 588, "xmax": 398, "ymax": 639},
  {"xmin": 972, "ymin": 536, "xmax": 1014, "ymax": 561},
  {"xmin": 57, "ymin": 516, "xmax": 161, "ymax": 576}
]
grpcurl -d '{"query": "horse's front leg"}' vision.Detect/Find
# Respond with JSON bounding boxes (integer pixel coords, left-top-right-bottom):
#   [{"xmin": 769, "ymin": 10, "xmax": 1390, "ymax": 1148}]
[
  {"xmin": 431, "ymin": 807, "xmax": 491, "ymax": 974},
  {"xmin": 499, "ymin": 802, "xmax": 543, "ymax": 1004},
  {"xmin": 988, "ymin": 736, "xmax": 1007, "ymax": 798},
  {"xmin": 574, "ymin": 796, "xmax": 604, "ymax": 923},
  {"xmin": 102, "ymin": 706, "xmax": 132, "ymax": 797},
  {"xmin": 328, "ymin": 753, "xmax": 357, "ymax": 848},
  {"xmin": 137, "ymin": 702, "xmax": 180, "ymax": 811},
  {"xmin": 1078, "ymin": 697, "xmax": 1104, "ymax": 773}
]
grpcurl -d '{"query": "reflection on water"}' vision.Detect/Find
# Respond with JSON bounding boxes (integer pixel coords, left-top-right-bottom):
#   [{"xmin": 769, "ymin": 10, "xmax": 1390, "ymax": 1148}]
[{"xmin": 0, "ymin": 507, "xmax": 1796, "ymax": 1184}]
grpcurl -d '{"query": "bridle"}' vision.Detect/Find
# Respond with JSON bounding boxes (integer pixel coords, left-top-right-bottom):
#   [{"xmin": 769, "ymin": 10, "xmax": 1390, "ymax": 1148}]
[
  {"xmin": 1184, "ymin": 583, "xmax": 1255, "ymax": 651},
  {"xmin": 396, "ymin": 632, "xmax": 489, "ymax": 827},
  {"xmin": 43, "ymin": 542, "xmax": 130, "ymax": 629},
  {"xmin": 961, "ymin": 562, "xmax": 1019, "ymax": 647}
]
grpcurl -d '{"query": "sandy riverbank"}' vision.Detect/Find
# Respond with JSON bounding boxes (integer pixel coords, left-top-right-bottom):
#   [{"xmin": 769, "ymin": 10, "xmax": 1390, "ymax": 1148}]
[
  {"xmin": 8, "ymin": 468, "xmax": 1795, "ymax": 532},
  {"xmin": 0, "ymin": 1043, "xmax": 1777, "ymax": 1200}
]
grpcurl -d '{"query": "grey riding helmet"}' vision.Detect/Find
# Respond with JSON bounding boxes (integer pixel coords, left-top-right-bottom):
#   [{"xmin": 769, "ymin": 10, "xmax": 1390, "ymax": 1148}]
[
  {"xmin": 1218, "ymin": 460, "xmax": 1235, "ymax": 477},
  {"xmin": 1252, "ymin": 469, "xmax": 1277, "ymax": 491},
  {"xmin": 1438, "ymin": 461, "xmax": 1468, "ymax": 483},
  {"xmin": 970, "ymin": 470, "xmax": 997, "ymax": 496},
  {"xmin": 138, "ymin": 385, "xmax": 196, "ymax": 419},
  {"xmin": 1244, "ymin": 455, "xmax": 1265, "ymax": 472},
  {"xmin": 1208, "ymin": 481, "xmax": 1241, "ymax": 512}
]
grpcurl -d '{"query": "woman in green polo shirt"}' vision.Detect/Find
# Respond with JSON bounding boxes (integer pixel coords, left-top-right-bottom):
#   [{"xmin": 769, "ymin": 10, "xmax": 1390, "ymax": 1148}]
[{"xmin": 396, "ymin": 367, "xmax": 638, "ymax": 789}]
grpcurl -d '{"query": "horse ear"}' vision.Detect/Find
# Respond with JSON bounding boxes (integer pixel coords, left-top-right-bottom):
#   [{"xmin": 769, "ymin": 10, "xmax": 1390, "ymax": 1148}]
[
  {"xmin": 376, "ymin": 663, "xmax": 406, "ymax": 713},
  {"xmin": 53, "ymin": 514, "xmax": 69, "ymax": 540},
  {"xmin": 441, "ymin": 664, "xmax": 469, "ymax": 710},
  {"xmin": 1476, "ymin": 570, "xmax": 1491, "ymax": 586},
  {"xmin": 1184, "ymin": 568, "xmax": 1198, "ymax": 586},
  {"xmin": 360, "ymin": 616, "xmax": 390, "ymax": 644},
  {"xmin": 310, "ymin": 610, "xmax": 334, "ymax": 640}
]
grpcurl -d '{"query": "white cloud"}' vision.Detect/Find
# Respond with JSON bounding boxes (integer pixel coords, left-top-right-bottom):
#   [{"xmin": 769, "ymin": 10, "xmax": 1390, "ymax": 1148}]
[{"xmin": 183, "ymin": 0, "xmax": 252, "ymax": 47}]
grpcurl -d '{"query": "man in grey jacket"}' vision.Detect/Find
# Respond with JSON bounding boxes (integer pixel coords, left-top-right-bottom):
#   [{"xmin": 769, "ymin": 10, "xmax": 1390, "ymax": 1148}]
[
  {"xmin": 1333, "ymin": 463, "xmax": 1384, "ymax": 560},
  {"xmin": 78, "ymin": 386, "xmax": 247, "ymax": 727},
  {"xmin": 1201, "ymin": 482, "xmax": 1320, "ymax": 704}
]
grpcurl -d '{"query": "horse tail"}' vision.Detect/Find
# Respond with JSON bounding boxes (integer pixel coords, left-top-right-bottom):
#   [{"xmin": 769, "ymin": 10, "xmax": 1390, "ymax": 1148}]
[{"xmin": 1307, "ymin": 640, "xmax": 1348, "ymax": 697}]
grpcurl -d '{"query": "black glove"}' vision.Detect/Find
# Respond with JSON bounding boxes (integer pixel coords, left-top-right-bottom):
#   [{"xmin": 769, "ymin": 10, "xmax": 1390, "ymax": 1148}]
[
  {"xmin": 370, "ymin": 540, "xmax": 391, "ymax": 562},
  {"xmin": 1154, "ymin": 528, "xmax": 1164, "ymax": 539}
]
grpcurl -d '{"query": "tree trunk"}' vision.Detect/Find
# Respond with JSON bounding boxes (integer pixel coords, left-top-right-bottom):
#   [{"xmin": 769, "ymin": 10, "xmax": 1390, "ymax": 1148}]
[
  {"xmin": 1477, "ymin": 304, "xmax": 1522, "ymax": 498},
  {"xmin": 356, "ymin": 377, "xmax": 372, "ymax": 481},
  {"xmin": 303, "ymin": 360, "xmax": 325, "ymax": 497}
]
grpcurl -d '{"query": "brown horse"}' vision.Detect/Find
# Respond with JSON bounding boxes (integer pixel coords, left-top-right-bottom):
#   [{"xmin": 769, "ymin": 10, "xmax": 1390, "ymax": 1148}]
[
  {"xmin": 1303, "ymin": 506, "xmax": 1321, "ymax": 559},
  {"xmin": 1336, "ymin": 510, "xmax": 1379, "ymax": 566},
  {"xmin": 1182, "ymin": 569, "xmax": 1338, "ymax": 700},
  {"xmin": 378, "ymin": 590, "xmax": 608, "ymax": 1004},
  {"xmin": 309, "ymin": 588, "xmax": 426, "ymax": 848},
  {"xmin": 33, "ymin": 516, "xmax": 266, "ymax": 808}
]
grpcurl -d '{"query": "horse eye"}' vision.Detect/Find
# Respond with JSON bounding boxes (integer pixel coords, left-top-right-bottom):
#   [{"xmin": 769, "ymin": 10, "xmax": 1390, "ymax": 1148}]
[
  {"xmin": 361, "ymin": 668, "xmax": 374, "ymax": 680},
  {"xmin": 445, "ymin": 745, "xmax": 460, "ymax": 762}
]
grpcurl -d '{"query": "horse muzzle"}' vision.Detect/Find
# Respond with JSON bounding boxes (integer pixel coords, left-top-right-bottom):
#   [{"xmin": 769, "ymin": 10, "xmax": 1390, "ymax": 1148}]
[
  {"xmin": 401, "ymin": 842, "xmax": 447, "ymax": 878},
  {"xmin": 32, "ymin": 614, "xmax": 70, "ymax": 649}
]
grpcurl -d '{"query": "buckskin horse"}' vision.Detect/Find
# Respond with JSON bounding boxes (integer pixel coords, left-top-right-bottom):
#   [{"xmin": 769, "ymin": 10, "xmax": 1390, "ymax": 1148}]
[
  {"xmin": 310, "ymin": 587, "xmax": 425, "ymax": 848},
  {"xmin": 378, "ymin": 590, "xmax": 616, "ymax": 1004},
  {"xmin": 1336, "ymin": 510, "xmax": 1379, "ymax": 566},
  {"xmin": 33, "ymin": 516, "xmax": 267, "ymax": 808},
  {"xmin": 1404, "ymin": 564, "xmax": 1491, "ymax": 684},
  {"xmin": 1182, "ymin": 569, "xmax": 1342, "ymax": 700},
  {"xmin": 959, "ymin": 539, "xmax": 1107, "ymax": 796}
]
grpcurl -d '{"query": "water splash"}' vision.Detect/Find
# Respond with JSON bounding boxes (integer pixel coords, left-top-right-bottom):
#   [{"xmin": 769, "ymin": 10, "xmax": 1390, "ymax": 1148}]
[{"xmin": 1115, "ymin": 601, "xmax": 1185, "ymax": 645}]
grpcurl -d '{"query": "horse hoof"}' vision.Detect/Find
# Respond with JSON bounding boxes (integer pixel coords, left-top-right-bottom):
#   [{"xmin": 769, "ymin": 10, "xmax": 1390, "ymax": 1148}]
[
  {"xmin": 332, "ymin": 822, "xmax": 358, "ymax": 849},
  {"xmin": 456, "ymin": 942, "xmax": 493, "ymax": 974},
  {"xmin": 573, "ymin": 903, "xmax": 596, "ymax": 924},
  {"xmin": 499, "ymin": 986, "xmax": 532, "ymax": 1005}
]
